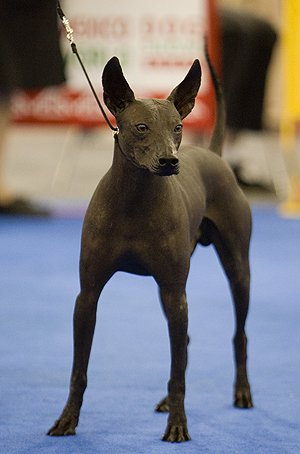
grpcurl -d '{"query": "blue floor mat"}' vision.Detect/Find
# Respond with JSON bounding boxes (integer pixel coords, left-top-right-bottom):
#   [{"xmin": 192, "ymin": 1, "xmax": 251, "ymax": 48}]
[{"xmin": 0, "ymin": 206, "xmax": 299, "ymax": 453}]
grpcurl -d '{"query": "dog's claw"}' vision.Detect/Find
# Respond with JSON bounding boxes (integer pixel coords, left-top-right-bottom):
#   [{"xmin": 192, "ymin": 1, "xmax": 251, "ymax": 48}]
[
  {"xmin": 155, "ymin": 396, "xmax": 169, "ymax": 413},
  {"xmin": 234, "ymin": 388, "xmax": 253, "ymax": 409},
  {"xmin": 162, "ymin": 423, "xmax": 191, "ymax": 443}
]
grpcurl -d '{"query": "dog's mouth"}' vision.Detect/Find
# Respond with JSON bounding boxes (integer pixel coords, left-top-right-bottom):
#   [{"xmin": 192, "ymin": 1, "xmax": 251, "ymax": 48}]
[
  {"xmin": 155, "ymin": 165, "xmax": 180, "ymax": 176},
  {"xmin": 152, "ymin": 159, "xmax": 180, "ymax": 176},
  {"xmin": 127, "ymin": 152, "xmax": 180, "ymax": 176}
]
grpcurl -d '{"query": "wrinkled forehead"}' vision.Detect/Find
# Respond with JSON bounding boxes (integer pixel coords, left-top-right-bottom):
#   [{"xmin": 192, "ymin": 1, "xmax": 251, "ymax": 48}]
[{"xmin": 118, "ymin": 98, "xmax": 181, "ymax": 125}]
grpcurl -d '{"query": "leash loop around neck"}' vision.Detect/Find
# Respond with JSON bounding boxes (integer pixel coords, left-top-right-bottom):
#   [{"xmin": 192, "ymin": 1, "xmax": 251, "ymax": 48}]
[{"xmin": 56, "ymin": 1, "xmax": 119, "ymax": 135}]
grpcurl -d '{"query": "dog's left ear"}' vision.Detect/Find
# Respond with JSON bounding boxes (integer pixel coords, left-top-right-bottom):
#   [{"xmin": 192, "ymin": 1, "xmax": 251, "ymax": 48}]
[
  {"xmin": 167, "ymin": 59, "xmax": 201, "ymax": 119},
  {"xmin": 102, "ymin": 56, "xmax": 135, "ymax": 116}
]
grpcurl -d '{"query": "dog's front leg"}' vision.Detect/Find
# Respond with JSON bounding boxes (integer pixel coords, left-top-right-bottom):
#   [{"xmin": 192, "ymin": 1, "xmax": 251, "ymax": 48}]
[
  {"xmin": 47, "ymin": 287, "xmax": 101, "ymax": 436},
  {"xmin": 159, "ymin": 288, "xmax": 191, "ymax": 442},
  {"xmin": 155, "ymin": 333, "xmax": 190, "ymax": 413}
]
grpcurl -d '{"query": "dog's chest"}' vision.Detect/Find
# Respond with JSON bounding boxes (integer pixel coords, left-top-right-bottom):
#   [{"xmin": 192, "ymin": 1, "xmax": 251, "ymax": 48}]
[
  {"xmin": 91, "ymin": 197, "xmax": 190, "ymax": 276},
  {"xmin": 114, "ymin": 218, "xmax": 189, "ymax": 276},
  {"xmin": 109, "ymin": 206, "xmax": 183, "ymax": 246}
]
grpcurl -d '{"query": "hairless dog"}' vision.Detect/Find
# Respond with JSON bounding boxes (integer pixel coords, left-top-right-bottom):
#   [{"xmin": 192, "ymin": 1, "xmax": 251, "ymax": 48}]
[{"xmin": 48, "ymin": 50, "xmax": 253, "ymax": 442}]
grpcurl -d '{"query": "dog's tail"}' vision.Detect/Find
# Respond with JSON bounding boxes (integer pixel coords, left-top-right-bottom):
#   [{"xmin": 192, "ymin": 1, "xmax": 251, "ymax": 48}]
[{"xmin": 205, "ymin": 44, "xmax": 226, "ymax": 157}]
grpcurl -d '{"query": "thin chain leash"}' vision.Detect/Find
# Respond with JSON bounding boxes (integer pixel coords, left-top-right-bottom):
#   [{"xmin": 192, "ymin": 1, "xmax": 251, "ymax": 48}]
[{"xmin": 56, "ymin": 1, "xmax": 119, "ymax": 138}]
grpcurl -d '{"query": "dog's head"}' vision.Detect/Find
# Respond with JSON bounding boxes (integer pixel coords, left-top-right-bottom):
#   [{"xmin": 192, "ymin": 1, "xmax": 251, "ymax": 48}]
[{"xmin": 102, "ymin": 57, "xmax": 201, "ymax": 176}]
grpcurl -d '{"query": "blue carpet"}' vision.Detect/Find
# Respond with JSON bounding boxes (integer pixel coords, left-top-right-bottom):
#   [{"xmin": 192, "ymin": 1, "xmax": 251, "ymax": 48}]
[{"xmin": 1, "ymin": 206, "xmax": 299, "ymax": 453}]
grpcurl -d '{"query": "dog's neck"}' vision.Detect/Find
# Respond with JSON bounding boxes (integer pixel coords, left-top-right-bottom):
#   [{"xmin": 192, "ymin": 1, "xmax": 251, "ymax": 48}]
[
  {"xmin": 109, "ymin": 139, "xmax": 174, "ymax": 212},
  {"xmin": 112, "ymin": 139, "xmax": 172, "ymax": 187}
]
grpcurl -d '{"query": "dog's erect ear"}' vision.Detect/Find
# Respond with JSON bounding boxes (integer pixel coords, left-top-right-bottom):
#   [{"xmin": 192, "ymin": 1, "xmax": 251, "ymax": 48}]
[
  {"xmin": 102, "ymin": 57, "xmax": 135, "ymax": 116},
  {"xmin": 167, "ymin": 59, "xmax": 201, "ymax": 119}
]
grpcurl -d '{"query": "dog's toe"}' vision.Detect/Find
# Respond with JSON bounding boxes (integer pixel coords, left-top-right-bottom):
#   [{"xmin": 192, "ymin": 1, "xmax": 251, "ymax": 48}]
[
  {"xmin": 47, "ymin": 421, "xmax": 76, "ymax": 436},
  {"xmin": 47, "ymin": 413, "xmax": 78, "ymax": 436},
  {"xmin": 162, "ymin": 423, "xmax": 191, "ymax": 443},
  {"xmin": 234, "ymin": 388, "xmax": 253, "ymax": 409}
]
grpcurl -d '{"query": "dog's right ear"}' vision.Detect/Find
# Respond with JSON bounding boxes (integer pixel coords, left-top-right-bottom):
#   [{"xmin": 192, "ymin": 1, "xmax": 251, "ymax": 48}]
[{"xmin": 102, "ymin": 57, "xmax": 135, "ymax": 116}]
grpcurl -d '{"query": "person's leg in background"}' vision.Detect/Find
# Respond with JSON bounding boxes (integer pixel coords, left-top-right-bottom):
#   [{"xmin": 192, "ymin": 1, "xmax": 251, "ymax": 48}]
[
  {"xmin": 0, "ymin": 92, "xmax": 50, "ymax": 216},
  {"xmin": 219, "ymin": 8, "xmax": 278, "ymax": 188},
  {"xmin": 0, "ymin": 1, "xmax": 65, "ymax": 216}
]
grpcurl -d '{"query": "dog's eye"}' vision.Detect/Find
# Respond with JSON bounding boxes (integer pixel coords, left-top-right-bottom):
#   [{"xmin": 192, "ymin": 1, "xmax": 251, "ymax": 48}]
[
  {"xmin": 136, "ymin": 123, "xmax": 148, "ymax": 133},
  {"xmin": 174, "ymin": 124, "xmax": 183, "ymax": 133}
]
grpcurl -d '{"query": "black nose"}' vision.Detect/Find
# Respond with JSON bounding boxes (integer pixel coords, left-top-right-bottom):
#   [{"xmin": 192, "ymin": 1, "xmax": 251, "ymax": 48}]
[{"xmin": 159, "ymin": 157, "xmax": 179, "ymax": 167}]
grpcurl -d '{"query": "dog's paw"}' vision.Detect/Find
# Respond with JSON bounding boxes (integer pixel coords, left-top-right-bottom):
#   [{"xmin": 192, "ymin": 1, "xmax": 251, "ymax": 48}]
[
  {"xmin": 47, "ymin": 411, "xmax": 78, "ymax": 436},
  {"xmin": 155, "ymin": 396, "xmax": 169, "ymax": 413},
  {"xmin": 234, "ymin": 387, "xmax": 253, "ymax": 409},
  {"xmin": 162, "ymin": 423, "xmax": 191, "ymax": 443}
]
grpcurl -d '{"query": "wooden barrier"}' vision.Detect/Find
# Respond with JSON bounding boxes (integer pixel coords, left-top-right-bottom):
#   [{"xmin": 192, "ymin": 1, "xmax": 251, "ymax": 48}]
[{"xmin": 279, "ymin": 0, "xmax": 300, "ymax": 216}]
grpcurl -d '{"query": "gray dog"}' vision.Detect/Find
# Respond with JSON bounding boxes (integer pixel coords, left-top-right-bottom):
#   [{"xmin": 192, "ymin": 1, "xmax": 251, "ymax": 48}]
[{"xmin": 48, "ymin": 51, "xmax": 253, "ymax": 442}]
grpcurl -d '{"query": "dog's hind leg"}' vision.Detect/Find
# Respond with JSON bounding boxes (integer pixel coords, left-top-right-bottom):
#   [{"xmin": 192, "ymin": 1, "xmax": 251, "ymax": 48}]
[
  {"xmin": 225, "ymin": 251, "xmax": 253, "ymax": 409},
  {"xmin": 208, "ymin": 211, "xmax": 253, "ymax": 409}
]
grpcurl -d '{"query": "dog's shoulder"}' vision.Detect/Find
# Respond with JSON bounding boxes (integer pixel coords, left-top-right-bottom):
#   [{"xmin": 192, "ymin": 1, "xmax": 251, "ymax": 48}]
[
  {"xmin": 179, "ymin": 144, "xmax": 230, "ymax": 174},
  {"xmin": 179, "ymin": 144, "xmax": 240, "ymax": 192}
]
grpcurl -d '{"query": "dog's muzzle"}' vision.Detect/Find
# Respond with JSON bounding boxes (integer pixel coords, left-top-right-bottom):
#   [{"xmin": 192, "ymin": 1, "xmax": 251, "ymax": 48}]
[{"xmin": 157, "ymin": 156, "xmax": 180, "ymax": 176}]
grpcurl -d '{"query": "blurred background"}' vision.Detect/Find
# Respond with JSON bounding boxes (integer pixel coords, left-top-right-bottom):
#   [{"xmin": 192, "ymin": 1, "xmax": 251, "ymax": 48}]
[{"xmin": 1, "ymin": 0, "xmax": 299, "ymax": 217}]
